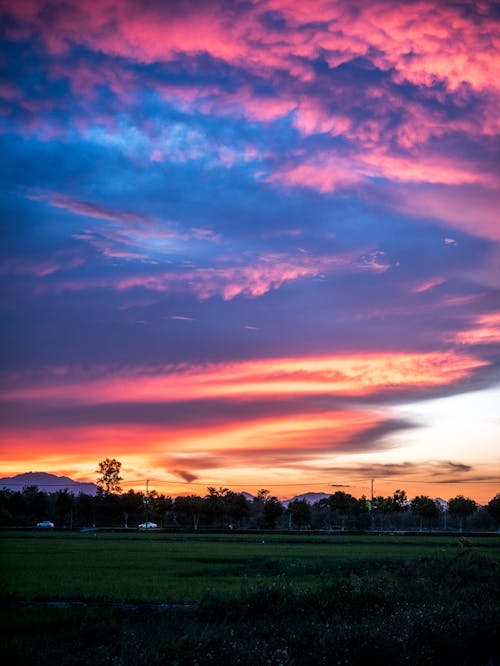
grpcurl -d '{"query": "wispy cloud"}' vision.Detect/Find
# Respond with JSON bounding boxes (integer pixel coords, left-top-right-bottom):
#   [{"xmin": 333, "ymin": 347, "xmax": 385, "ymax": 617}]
[
  {"xmin": 28, "ymin": 192, "xmax": 150, "ymax": 225},
  {"xmin": 452, "ymin": 312, "xmax": 500, "ymax": 346},
  {"xmin": 41, "ymin": 250, "xmax": 390, "ymax": 300}
]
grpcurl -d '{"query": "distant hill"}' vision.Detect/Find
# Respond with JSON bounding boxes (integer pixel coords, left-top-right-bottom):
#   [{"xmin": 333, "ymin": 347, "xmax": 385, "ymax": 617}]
[
  {"xmin": 281, "ymin": 491, "xmax": 331, "ymax": 507},
  {"xmin": 0, "ymin": 472, "xmax": 97, "ymax": 495},
  {"xmin": 434, "ymin": 497, "xmax": 449, "ymax": 511}
]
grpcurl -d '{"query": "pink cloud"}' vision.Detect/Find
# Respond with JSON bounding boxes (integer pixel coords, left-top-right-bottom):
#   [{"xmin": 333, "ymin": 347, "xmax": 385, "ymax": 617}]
[
  {"xmin": 452, "ymin": 312, "xmax": 500, "ymax": 346},
  {"xmin": 382, "ymin": 183, "xmax": 500, "ymax": 241},
  {"xmin": 1, "ymin": 350, "xmax": 487, "ymax": 407},
  {"xmin": 0, "ymin": 254, "xmax": 84, "ymax": 278},
  {"xmin": 411, "ymin": 277, "xmax": 446, "ymax": 294},
  {"xmin": 293, "ymin": 101, "xmax": 352, "ymax": 137},
  {"xmin": 116, "ymin": 252, "xmax": 356, "ymax": 300},
  {"xmin": 359, "ymin": 150, "xmax": 497, "ymax": 187},
  {"xmin": 268, "ymin": 157, "xmax": 362, "ymax": 193},
  {"xmin": 46, "ymin": 249, "xmax": 383, "ymax": 300},
  {"xmin": 7, "ymin": 1, "xmax": 498, "ymax": 94},
  {"xmin": 4, "ymin": 0, "xmax": 499, "ymax": 243},
  {"xmin": 28, "ymin": 191, "xmax": 150, "ymax": 225}
]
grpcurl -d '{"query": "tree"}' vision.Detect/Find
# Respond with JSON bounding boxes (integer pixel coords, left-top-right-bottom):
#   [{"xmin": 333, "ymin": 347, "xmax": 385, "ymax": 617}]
[
  {"xmin": 55, "ymin": 489, "xmax": 74, "ymax": 528},
  {"xmin": 154, "ymin": 494, "xmax": 174, "ymax": 528},
  {"xmin": 120, "ymin": 489, "xmax": 145, "ymax": 528},
  {"xmin": 253, "ymin": 490, "xmax": 283, "ymax": 529},
  {"xmin": 376, "ymin": 489, "xmax": 409, "ymax": 530},
  {"xmin": 321, "ymin": 491, "xmax": 358, "ymax": 530},
  {"xmin": 0, "ymin": 490, "xmax": 12, "ymax": 525},
  {"xmin": 96, "ymin": 458, "xmax": 123, "ymax": 495},
  {"xmin": 286, "ymin": 499, "xmax": 310, "ymax": 529},
  {"xmin": 486, "ymin": 493, "xmax": 500, "ymax": 532},
  {"xmin": 410, "ymin": 495, "xmax": 439, "ymax": 531},
  {"xmin": 262, "ymin": 496, "xmax": 284, "ymax": 529},
  {"xmin": 222, "ymin": 491, "xmax": 250, "ymax": 528},
  {"xmin": 385, "ymin": 489, "xmax": 409, "ymax": 513},
  {"xmin": 174, "ymin": 495, "xmax": 204, "ymax": 529},
  {"xmin": 23, "ymin": 486, "xmax": 50, "ymax": 524},
  {"xmin": 448, "ymin": 495, "xmax": 477, "ymax": 532},
  {"xmin": 76, "ymin": 492, "xmax": 96, "ymax": 527}
]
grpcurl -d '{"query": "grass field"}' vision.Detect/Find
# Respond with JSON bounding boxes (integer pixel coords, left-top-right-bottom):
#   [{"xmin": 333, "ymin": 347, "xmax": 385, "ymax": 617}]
[
  {"xmin": 2, "ymin": 530, "xmax": 500, "ymax": 602},
  {"xmin": 1, "ymin": 531, "xmax": 499, "ymax": 664}
]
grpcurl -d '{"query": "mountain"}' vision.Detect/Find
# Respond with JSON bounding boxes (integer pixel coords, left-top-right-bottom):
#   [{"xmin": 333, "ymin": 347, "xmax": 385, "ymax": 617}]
[
  {"xmin": 0, "ymin": 472, "xmax": 97, "ymax": 495},
  {"xmin": 281, "ymin": 491, "xmax": 331, "ymax": 507}
]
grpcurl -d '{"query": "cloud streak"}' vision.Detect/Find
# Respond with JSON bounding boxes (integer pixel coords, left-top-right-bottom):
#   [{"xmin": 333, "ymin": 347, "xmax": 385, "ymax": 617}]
[{"xmin": 1, "ymin": 351, "xmax": 487, "ymax": 406}]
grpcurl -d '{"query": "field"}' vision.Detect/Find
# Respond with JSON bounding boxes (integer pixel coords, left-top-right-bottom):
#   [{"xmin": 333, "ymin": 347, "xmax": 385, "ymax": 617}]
[{"xmin": 1, "ymin": 531, "xmax": 500, "ymax": 664}]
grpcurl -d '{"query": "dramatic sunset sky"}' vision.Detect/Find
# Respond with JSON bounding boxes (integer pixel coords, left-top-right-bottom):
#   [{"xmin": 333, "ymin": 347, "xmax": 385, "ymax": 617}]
[{"xmin": 1, "ymin": 0, "xmax": 499, "ymax": 501}]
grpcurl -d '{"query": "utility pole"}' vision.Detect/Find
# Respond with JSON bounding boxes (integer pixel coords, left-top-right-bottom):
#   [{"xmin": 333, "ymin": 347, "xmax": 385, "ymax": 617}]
[{"xmin": 370, "ymin": 479, "xmax": 375, "ymax": 531}]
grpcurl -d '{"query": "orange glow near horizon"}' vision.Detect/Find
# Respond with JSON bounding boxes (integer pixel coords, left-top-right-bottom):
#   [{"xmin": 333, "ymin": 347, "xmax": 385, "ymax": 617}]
[{"xmin": 1, "ymin": 350, "xmax": 497, "ymax": 503}]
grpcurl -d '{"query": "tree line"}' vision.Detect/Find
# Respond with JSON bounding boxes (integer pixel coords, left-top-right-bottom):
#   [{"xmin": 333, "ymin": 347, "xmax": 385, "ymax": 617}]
[
  {"xmin": 1, "ymin": 483, "xmax": 499, "ymax": 532},
  {"xmin": 0, "ymin": 459, "xmax": 498, "ymax": 531}
]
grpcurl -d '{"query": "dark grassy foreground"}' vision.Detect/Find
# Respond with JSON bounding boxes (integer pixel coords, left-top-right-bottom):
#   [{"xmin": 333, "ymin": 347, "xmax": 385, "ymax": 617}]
[{"xmin": 1, "ymin": 532, "xmax": 499, "ymax": 665}]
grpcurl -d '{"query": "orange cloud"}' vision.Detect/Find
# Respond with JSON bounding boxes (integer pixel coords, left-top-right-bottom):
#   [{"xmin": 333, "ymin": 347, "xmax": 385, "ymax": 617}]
[
  {"xmin": 453, "ymin": 312, "xmax": 500, "ymax": 345},
  {"xmin": 2, "ymin": 350, "xmax": 487, "ymax": 406},
  {"xmin": 0, "ymin": 407, "xmax": 403, "ymax": 489}
]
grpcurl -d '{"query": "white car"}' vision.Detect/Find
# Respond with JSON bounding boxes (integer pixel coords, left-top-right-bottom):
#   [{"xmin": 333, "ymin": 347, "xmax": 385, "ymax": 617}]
[
  {"xmin": 37, "ymin": 520, "xmax": 55, "ymax": 528},
  {"xmin": 138, "ymin": 521, "xmax": 158, "ymax": 529}
]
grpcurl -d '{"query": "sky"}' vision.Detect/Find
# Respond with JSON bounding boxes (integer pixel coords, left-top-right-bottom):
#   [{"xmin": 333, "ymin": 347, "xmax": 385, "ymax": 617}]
[{"xmin": 0, "ymin": 0, "xmax": 499, "ymax": 502}]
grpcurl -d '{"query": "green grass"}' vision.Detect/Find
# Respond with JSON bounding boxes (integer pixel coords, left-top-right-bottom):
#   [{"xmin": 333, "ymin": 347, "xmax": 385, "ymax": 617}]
[
  {"xmin": 1, "ymin": 531, "xmax": 499, "ymax": 664},
  {"xmin": 1, "ymin": 530, "xmax": 500, "ymax": 602}
]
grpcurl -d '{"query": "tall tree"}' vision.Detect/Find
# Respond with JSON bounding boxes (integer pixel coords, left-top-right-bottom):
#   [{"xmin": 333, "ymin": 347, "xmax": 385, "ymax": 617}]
[
  {"xmin": 174, "ymin": 495, "xmax": 204, "ymax": 529},
  {"xmin": 322, "ymin": 491, "xmax": 358, "ymax": 530},
  {"xmin": 486, "ymin": 493, "xmax": 500, "ymax": 532},
  {"xmin": 410, "ymin": 495, "xmax": 439, "ymax": 531},
  {"xmin": 448, "ymin": 495, "xmax": 477, "ymax": 532},
  {"xmin": 96, "ymin": 458, "xmax": 123, "ymax": 495},
  {"xmin": 262, "ymin": 495, "xmax": 284, "ymax": 529},
  {"xmin": 55, "ymin": 489, "xmax": 74, "ymax": 528},
  {"xmin": 120, "ymin": 489, "xmax": 145, "ymax": 528},
  {"xmin": 251, "ymin": 489, "xmax": 283, "ymax": 528},
  {"xmin": 286, "ymin": 499, "xmax": 310, "ymax": 529},
  {"xmin": 222, "ymin": 491, "xmax": 250, "ymax": 528}
]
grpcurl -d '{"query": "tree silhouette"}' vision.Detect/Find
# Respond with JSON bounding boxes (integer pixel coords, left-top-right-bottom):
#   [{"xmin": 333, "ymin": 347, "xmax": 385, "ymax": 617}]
[
  {"xmin": 448, "ymin": 495, "xmax": 477, "ymax": 532},
  {"xmin": 174, "ymin": 494, "xmax": 204, "ymax": 529},
  {"xmin": 96, "ymin": 458, "xmax": 123, "ymax": 495},
  {"xmin": 287, "ymin": 499, "xmax": 310, "ymax": 528},
  {"xmin": 321, "ymin": 491, "xmax": 358, "ymax": 530},
  {"xmin": 410, "ymin": 495, "xmax": 439, "ymax": 531},
  {"xmin": 486, "ymin": 493, "xmax": 500, "ymax": 532}
]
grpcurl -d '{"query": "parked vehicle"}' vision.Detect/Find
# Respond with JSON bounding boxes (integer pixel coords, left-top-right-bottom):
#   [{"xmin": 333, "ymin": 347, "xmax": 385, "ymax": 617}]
[
  {"xmin": 138, "ymin": 521, "xmax": 158, "ymax": 529},
  {"xmin": 36, "ymin": 521, "xmax": 54, "ymax": 528}
]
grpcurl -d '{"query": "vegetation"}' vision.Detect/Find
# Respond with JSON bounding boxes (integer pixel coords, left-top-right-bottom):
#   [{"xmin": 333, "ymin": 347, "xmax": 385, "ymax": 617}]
[
  {"xmin": 486, "ymin": 493, "xmax": 500, "ymax": 531},
  {"xmin": 1, "ymin": 459, "xmax": 498, "ymax": 533},
  {"xmin": 1, "ymin": 482, "xmax": 500, "ymax": 532},
  {"xmin": 0, "ymin": 531, "xmax": 499, "ymax": 665},
  {"xmin": 4, "ymin": 531, "xmax": 500, "ymax": 603},
  {"xmin": 96, "ymin": 458, "xmax": 123, "ymax": 495},
  {"xmin": 448, "ymin": 495, "xmax": 478, "ymax": 531},
  {"xmin": 410, "ymin": 495, "xmax": 440, "ymax": 531}
]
